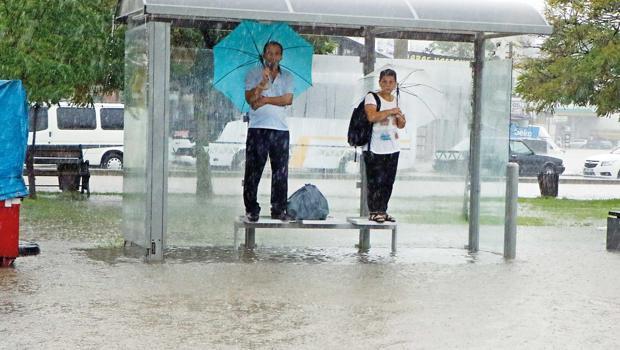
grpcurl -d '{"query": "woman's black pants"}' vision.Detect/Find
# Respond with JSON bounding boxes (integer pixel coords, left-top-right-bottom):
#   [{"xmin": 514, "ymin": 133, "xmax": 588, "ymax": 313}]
[{"xmin": 363, "ymin": 151, "xmax": 399, "ymax": 214}]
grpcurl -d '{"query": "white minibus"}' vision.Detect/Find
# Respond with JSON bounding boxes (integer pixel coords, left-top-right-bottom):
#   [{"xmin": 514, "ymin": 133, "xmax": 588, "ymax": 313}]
[{"xmin": 28, "ymin": 103, "xmax": 125, "ymax": 169}]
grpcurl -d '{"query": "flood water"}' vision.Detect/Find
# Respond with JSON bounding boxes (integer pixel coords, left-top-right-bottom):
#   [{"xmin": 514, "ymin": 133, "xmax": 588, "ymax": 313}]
[{"xmin": 3, "ymin": 217, "xmax": 619, "ymax": 348}]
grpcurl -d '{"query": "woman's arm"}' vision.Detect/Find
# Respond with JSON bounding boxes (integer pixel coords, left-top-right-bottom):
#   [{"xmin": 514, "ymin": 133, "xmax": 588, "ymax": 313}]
[
  {"xmin": 364, "ymin": 104, "xmax": 402, "ymax": 123},
  {"xmin": 395, "ymin": 114, "xmax": 406, "ymax": 129}
]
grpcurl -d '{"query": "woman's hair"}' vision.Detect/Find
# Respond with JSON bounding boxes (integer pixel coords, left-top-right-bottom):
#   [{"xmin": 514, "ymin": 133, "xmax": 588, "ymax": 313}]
[
  {"xmin": 379, "ymin": 68, "xmax": 397, "ymax": 81},
  {"xmin": 263, "ymin": 40, "xmax": 283, "ymax": 55}
]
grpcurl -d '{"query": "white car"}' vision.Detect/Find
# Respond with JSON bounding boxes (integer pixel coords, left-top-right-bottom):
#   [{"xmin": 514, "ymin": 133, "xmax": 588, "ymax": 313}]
[{"xmin": 583, "ymin": 147, "xmax": 620, "ymax": 179}]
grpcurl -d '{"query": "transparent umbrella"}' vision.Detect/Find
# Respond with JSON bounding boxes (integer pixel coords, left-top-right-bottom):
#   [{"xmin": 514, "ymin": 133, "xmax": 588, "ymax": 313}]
[{"xmin": 356, "ymin": 64, "xmax": 443, "ymax": 126}]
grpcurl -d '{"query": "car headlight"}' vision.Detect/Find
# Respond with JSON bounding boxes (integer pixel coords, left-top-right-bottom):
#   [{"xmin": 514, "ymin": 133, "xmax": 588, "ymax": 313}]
[{"xmin": 601, "ymin": 160, "xmax": 617, "ymax": 166}]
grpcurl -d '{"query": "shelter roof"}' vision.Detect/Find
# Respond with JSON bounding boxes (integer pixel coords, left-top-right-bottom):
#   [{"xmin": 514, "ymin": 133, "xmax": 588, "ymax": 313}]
[{"xmin": 116, "ymin": 0, "xmax": 552, "ymax": 40}]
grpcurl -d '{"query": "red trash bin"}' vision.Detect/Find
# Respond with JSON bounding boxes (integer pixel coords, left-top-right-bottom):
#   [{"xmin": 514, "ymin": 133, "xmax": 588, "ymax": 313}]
[{"xmin": 0, "ymin": 198, "xmax": 20, "ymax": 267}]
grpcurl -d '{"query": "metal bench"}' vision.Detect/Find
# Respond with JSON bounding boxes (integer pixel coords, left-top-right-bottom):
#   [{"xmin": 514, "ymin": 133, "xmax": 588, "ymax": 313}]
[
  {"xmin": 25, "ymin": 144, "xmax": 90, "ymax": 196},
  {"xmin": 233, "ymin": 216, "xmax": 397, "ymax": 252}
]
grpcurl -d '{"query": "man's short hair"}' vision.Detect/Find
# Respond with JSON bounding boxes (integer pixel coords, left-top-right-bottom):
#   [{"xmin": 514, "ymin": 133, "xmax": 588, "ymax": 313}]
[{"xmin": 263, "ymin": 41, "xmax": 283, "ymax": 55}]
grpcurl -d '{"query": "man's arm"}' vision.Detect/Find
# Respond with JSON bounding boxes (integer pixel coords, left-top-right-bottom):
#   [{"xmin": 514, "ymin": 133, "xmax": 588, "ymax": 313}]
[
  {"xmin": 245, "ymin": 68, "xmax": 270, "ymax": 106},
  {"xmin": 245, "ymin": 87, "xmax": 263, "ymax": 105},
  {"xmin": 253, "ymin": 93, "xmax": 293, "ymax": 109}
]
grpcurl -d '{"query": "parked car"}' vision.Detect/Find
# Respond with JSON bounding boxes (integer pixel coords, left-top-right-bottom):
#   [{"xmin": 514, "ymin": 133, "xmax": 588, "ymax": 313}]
[
  {"xmin": 434, "ymin": 138, "xmax": 565, "ymax": 176},
  {"xmin": 583, "ymin": 147, "xmax": 620, "ymax": 179},
  {"xmin": 569, "ymin": 138, "xmax": 588, "ymax": 149},
  {"xmin": 509, "ymin": 140, "xmax": 565, "ymax": 176},
  {"xmin": 583, "ymin": 139, "xmax": 614, "ymax": 150},
  {"xmin": 519, "ymin": 138, "xmax": 564, "ymax": 155}
]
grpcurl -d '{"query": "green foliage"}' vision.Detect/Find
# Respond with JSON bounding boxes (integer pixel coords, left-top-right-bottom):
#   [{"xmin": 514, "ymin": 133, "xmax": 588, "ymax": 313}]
[
  {"xmin": 515, "ymin": 0, "xmax": 619, "ymax": 117},
  {"xmin": 170, "ymin": 27, "xmax": 338, "ymax": 55},
  {"xmin": 303, "ymin": 35, "xmax": 337, "ymax": 54},
  {"xmin": 0, "ymin": 0, "xmax": 124, "ymax": 105},
  {"xmin": 424, "ymin": 41, "xmax": 496, "ymax": 60}
]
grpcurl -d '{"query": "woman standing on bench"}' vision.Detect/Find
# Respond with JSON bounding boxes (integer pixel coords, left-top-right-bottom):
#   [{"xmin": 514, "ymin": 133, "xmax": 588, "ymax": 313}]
[{"xmin": 363, "ymin": 69, "xmax": 407, "ymax": 223}]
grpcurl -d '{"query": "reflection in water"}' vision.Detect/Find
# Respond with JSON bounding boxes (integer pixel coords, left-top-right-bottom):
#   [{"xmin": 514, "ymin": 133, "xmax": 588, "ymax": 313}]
[
  {"xmin": 3, "ymin": 228, "xmax": 620, "ymax": 349},
  {"xmin": 78, "ymin": 245, "xmax": 499, "ymax": 266}
]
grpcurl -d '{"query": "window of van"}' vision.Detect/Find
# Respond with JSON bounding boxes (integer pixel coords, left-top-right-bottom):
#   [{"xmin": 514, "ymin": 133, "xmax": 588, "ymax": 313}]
[
  {"xmin": 57, "ymin": 107, "xmax": 96, "ymax": 130},
  {"xmin": 100, "ymin": 108, "xmax": 124, "ymax": 130},
  {"xmin": 28, "ymin": 107, "xmax": 49, "ymax": 131}
]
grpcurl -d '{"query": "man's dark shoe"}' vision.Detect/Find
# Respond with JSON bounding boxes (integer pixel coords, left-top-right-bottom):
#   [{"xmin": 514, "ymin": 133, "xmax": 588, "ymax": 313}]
[
  {"xmin": 245, "ymin": 212, "xmax": 259, "ymax": 222},
  {"xmin": 271, "ymin": 212, "xmax": 293, "ymax": 221}
]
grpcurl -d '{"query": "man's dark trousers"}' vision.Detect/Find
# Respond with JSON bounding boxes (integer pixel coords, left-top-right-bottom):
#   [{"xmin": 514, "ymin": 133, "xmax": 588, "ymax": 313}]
[{"xmin": 243, "ymin": 128, "xmax": 289, "ymax": 216}]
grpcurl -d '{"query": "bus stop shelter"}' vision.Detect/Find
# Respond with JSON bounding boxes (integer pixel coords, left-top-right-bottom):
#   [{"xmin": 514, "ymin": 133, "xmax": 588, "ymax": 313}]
[{"xmin": 115, "ymin": 0, "xmax": 551, "ymax": 261}]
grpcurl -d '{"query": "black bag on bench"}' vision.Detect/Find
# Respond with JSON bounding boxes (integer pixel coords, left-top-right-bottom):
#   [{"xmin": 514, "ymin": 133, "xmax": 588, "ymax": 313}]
[{"xmin": 287, "ymin": 184, "xmax": 329, "ymax": 220}]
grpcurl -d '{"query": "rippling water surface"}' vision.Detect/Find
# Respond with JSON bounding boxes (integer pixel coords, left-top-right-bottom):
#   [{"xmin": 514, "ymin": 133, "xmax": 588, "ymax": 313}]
[{"xmin": 3, "ymin": 194, "xmax": 620, "ymax": 349}]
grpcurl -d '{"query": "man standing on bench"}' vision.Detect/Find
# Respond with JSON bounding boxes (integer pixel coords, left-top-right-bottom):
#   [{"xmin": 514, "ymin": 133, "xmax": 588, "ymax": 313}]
[{"xmin": 243, "ymin": 41, "xmax": 294, "ymax": 222}]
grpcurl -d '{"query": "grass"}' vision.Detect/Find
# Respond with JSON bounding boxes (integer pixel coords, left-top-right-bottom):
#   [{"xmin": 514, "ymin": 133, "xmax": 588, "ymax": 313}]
[
  {"xmin": 19, "ymin": 192, "xmax": 123, "ymax": 246},
  {"xmin": 518, "ymin": 197, "xmax": 620, "ymax": 226}
]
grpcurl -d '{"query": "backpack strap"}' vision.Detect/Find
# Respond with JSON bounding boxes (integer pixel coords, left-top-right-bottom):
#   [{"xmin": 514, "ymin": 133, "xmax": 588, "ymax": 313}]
[
  {"xmin": 370, "ymin": 92, "xmax": 381, "ymax": 111},
  {"xmin": 366, "ymin": 92, "xmax": 381, "ymax": 152}
]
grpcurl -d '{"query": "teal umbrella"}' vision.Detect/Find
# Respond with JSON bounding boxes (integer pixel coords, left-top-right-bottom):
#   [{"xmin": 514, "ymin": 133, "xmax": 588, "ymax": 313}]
[{"xmin": 213, "ymin": 20, "xmax": 313, "ymax": 113}]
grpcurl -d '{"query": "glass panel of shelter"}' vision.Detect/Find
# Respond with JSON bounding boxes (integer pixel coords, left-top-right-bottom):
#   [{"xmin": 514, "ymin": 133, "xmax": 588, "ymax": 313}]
[
  {"xmin": 161, "ymin": 25, "xmax": 504, "ymax": 255},
  {"xmin": 478, "ymin": 59, "xmax": 512, "ymax": 253},
  {"xmin": 122, "ymin": 22, "xmax": 151, "ymax": 251}
]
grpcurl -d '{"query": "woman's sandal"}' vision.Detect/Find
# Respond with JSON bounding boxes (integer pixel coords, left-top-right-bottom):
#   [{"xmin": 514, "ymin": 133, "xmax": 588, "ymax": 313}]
[
  {"xmin": 369, "ymin": 212, "xmax": 386, "ymax": 223},
  {"xmin": 384, "ymin": 213, "xmax": 396, "ymax": 222}
]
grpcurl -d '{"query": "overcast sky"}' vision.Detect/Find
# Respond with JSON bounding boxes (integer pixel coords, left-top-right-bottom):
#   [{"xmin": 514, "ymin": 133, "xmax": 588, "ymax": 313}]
[{"xmin": 500, "ymin": 0, "xmax": 545, "ymax": 12}]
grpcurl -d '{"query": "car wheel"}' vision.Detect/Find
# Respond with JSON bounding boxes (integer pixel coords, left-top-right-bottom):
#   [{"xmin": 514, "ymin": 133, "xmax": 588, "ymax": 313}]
[
  {"xmin": 102, "ymin": 153, "xmax": 123, "ymax": 170},
  {"xmin": 231, "ymin": 152, "xmax": 245, "ymax": 171}
]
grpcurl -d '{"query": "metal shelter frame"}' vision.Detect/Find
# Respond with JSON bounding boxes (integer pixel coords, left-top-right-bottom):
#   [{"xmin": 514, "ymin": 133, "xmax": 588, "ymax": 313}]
[{"xmin": 116, "ymin": 0, "xmax": 552, "ymax": 261}]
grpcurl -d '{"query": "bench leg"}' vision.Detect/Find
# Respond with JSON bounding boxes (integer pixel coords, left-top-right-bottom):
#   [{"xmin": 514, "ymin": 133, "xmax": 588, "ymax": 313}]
[
  {"xmin": 233, "ymin": 225, "xmax": 238, "ymax": 250},
  {"xmin": 245, "ymin": 227, "xmax": 255, "ymax": 249},
  {"xmin": 359, "ymin": 228, "xmax": 370, "ymax": 252},
  {"xmin": 391, "ymin": 227, "xmax": 397, "ymax": 253}
]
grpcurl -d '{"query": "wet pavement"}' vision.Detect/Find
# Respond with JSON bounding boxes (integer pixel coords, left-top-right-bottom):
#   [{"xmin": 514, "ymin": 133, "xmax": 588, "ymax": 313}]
[{"xmin": 2, "ymin": 223, "xmax": 619, "ymax": 349}]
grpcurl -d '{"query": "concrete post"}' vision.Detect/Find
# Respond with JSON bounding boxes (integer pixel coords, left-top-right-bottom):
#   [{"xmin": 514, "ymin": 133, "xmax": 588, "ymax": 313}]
[
  {"xmin": 358, "ymin": 27, "xmax": 376, "ymax": 251},
  {"xmin": 468, "ymin": 34, "xmax": 484, "ymax": 253},
  {"xmin": 504, "ymin": 163, "xmax": 518, "ymax": 259}
]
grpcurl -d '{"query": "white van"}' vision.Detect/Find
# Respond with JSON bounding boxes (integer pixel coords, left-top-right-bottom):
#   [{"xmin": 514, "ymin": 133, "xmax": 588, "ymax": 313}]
[
  {"xmin": 28, "ymin": 103, "xmax": 125, "ymax": 169},
  {"xmin": 208, "ymin": 118, "xmax": 415, "ymax": 173}
]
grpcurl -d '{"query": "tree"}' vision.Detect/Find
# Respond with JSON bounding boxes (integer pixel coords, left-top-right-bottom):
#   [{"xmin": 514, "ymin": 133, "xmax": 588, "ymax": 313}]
[
  {"xmin": 424, "ymin": 41, "xmax": 497, "ymax": 60},
  {"xmin": 515, "ymin": 0, "xmax": 619, "ymax": 117},
  {"xmin": 303, "ymin": 35, "xmax": 338, "ymax": 54},
  {"xmin": 0, "ymin": 0, "xmax": 124, "ymax": 197},
  {"xmin": 0, "ymin": 0, "xmax": 124, "ymax": 104}
]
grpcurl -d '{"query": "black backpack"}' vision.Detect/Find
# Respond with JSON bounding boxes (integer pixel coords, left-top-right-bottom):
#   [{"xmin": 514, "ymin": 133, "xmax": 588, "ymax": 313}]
[{"xmin": 347, "ymin": 92, "xmax": 381, "ymax": 147}]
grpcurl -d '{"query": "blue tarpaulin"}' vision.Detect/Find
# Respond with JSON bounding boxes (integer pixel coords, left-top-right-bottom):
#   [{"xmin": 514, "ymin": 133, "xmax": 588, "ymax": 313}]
[{"xmin": 0, "ymin": 80, "xmax": 29, "ymax": 200}]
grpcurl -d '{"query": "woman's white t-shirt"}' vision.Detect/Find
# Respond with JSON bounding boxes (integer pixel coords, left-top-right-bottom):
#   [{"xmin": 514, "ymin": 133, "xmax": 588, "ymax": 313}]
[{"xmin": 363, "ymin": 93, "xmax": 400, "ymax": 154}]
